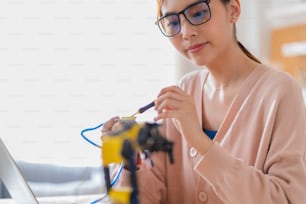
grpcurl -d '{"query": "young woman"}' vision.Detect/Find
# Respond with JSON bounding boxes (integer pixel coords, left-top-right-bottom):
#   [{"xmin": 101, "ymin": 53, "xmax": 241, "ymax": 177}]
[{"xmin": 103, "ymin": 0, "xmax": 306, "ymax": 203}]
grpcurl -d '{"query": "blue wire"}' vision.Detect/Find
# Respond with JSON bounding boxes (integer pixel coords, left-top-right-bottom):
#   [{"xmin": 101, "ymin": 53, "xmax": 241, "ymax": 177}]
[
  {"xmin": 111, "ymin": 162, "xmax": 124, "ymax": 187},
  {"xmin": 80, "ymin": 123, "xmax": 124, "ymax": 203},
  {"xmin": 89, "ymin": 163, "xmax": 124, "ymax": 204},
  {"xmin": 80, "ymin": 123, "xmax": 103, "ymax": 148},
  {"xmin": 89, "ymin": 193, "xmax": 107, "ymax": 204}
]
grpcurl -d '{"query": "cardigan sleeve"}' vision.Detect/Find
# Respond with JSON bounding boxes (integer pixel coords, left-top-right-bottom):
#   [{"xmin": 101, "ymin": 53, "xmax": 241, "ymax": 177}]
[{"xmin": 194, "ymin": 75, "xmax": 306, "ymax": 204}]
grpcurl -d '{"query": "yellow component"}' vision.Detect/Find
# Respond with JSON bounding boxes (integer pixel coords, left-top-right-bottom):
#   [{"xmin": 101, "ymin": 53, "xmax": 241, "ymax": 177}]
[
  {"xmin": 101, "ymin": 116, "xmax": 174, "ymax": 204},
  {"xmin": 109, "ymin": 188, "xmax": 132, "ymax": 204},
  {"xmin": 101, "ymin": 121, "xmax": 144, "ymax": 165},
  {"xmin": 101, "ymin": 118, "xmax": 160, "ymax": 204},
  {"xmin": 102, "ymin": 136, "xmax": 124, "ymax": 165}
]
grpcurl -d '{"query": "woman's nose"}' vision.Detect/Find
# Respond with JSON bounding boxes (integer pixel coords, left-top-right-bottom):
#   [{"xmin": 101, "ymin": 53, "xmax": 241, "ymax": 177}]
[{"xmin": 180, "ymin": 17, "xmax": 197, "ymax": 40}]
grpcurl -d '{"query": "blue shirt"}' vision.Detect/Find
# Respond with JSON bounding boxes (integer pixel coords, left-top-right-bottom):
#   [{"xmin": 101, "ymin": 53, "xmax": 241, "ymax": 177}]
[{"xmin": 203, "ymin": 128, "xmax": 217, "ymax": 140}]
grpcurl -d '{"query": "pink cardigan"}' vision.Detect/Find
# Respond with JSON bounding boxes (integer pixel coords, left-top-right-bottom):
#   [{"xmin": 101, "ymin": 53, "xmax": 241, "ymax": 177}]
[{"xmin": 120, "ymin": 64, "xmax": 306, "ymax": 204}]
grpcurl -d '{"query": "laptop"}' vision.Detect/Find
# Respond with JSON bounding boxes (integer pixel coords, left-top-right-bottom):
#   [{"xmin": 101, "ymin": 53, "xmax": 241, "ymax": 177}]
[{"xmin": 0, "ymin": 138, "xmax": 109, "ymax": 204}]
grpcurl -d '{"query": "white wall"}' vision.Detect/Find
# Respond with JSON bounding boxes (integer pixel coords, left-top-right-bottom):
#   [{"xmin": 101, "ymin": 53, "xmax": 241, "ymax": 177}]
[{"xmin": 0, "ymin": 0, "xmax": 176, "ymax": 166}]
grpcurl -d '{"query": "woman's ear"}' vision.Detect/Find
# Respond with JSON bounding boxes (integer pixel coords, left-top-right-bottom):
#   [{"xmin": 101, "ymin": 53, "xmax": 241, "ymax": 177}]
[{"xmin": 228, "ymin": 0, "xmax": 241, "ymax": 23}]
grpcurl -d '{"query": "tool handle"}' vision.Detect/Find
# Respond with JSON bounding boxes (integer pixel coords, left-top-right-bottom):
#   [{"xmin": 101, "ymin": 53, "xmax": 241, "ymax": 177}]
[{"xmin": 138, "ymin": 101, "xmax": 155, "ymax": 113}]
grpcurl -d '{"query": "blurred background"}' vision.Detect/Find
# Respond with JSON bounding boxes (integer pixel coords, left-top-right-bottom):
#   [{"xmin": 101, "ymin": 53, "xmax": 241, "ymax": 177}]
[{"xmin": 0, "ymin": 0, "xmax": 305, "ymax": 196}]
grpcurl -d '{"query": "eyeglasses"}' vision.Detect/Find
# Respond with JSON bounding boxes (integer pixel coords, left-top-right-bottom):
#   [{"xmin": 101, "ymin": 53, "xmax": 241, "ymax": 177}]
[{"xmin": 156, "ymin": 0, "xmax": 211, "ymax": 37}]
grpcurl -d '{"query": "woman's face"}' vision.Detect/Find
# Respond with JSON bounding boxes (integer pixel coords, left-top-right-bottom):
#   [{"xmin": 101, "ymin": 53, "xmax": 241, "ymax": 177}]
[{"xmin": 160, "ymin": 0, "xmax": 239, "ymax": 66}]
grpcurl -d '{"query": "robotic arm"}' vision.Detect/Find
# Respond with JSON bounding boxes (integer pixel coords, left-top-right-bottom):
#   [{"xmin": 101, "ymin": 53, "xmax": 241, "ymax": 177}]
[{"xmin": 101, "ymin": 118, "xmax": 174, "ymax": 204}]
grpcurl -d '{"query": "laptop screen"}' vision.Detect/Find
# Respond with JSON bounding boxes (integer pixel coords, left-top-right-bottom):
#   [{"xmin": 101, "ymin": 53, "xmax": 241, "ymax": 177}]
[{"xmin": 0, "ymin": 138, "xmax": 39, "ymax": 204}]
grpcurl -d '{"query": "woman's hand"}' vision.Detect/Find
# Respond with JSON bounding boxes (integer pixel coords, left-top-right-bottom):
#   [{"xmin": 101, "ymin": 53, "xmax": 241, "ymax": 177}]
[
  {"xmin": 154, "ymin": 86, "xmax": 212, "ymax": 154},
  {"xmin": 154, "ymin": 85, "xmax": 201, "ymax": 138},
  {"xmin": 101, "ymin": 116, "xmax": 120, "ymax": 136}
]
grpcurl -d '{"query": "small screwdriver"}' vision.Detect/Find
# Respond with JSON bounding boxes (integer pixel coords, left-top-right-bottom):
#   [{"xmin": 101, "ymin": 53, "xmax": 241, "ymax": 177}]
[{"xmin": 131, "ymin": 101, "xmax": 155, "ymax": 117}]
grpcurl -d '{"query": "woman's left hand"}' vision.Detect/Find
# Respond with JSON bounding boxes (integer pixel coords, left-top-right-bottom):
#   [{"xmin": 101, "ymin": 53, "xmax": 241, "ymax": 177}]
[{"xmin": 154, "ymin": 86, "xmax": 210, "ymax": 150}]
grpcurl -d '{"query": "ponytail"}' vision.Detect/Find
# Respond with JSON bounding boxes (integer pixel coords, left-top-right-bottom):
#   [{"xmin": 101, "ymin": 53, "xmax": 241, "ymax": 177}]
[
  {"xmin": 237, "ymin": 41, "xmax": 261, "ymax": 64},
  {"xmin": 234, "ymin": 24, "xmax": 261, "ymax": 64}
]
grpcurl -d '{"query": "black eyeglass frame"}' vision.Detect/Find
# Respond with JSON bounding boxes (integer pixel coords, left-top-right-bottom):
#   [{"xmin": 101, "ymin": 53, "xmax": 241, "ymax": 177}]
[{"xmin": 155, "ymin": 0, "xmax": 211, "ymax": 37}]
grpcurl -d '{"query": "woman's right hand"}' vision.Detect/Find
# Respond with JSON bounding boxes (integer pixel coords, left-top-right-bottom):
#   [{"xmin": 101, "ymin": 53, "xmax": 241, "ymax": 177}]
[{"xmin": 101, "ymin": 116, "xmax": 120, "ymax": 136}]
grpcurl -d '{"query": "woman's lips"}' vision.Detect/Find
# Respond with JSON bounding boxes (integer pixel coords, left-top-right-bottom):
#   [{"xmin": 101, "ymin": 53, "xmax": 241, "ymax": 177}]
[{"xmin": 187, "ymin": 43, "xmax": 208, "ymax": 53}]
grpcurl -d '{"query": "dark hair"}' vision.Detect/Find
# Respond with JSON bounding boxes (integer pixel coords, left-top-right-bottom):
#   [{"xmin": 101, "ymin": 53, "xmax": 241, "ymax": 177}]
[{"xmin": 156, "ymin": 0, "xmax": 261, "ymax": 63}]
